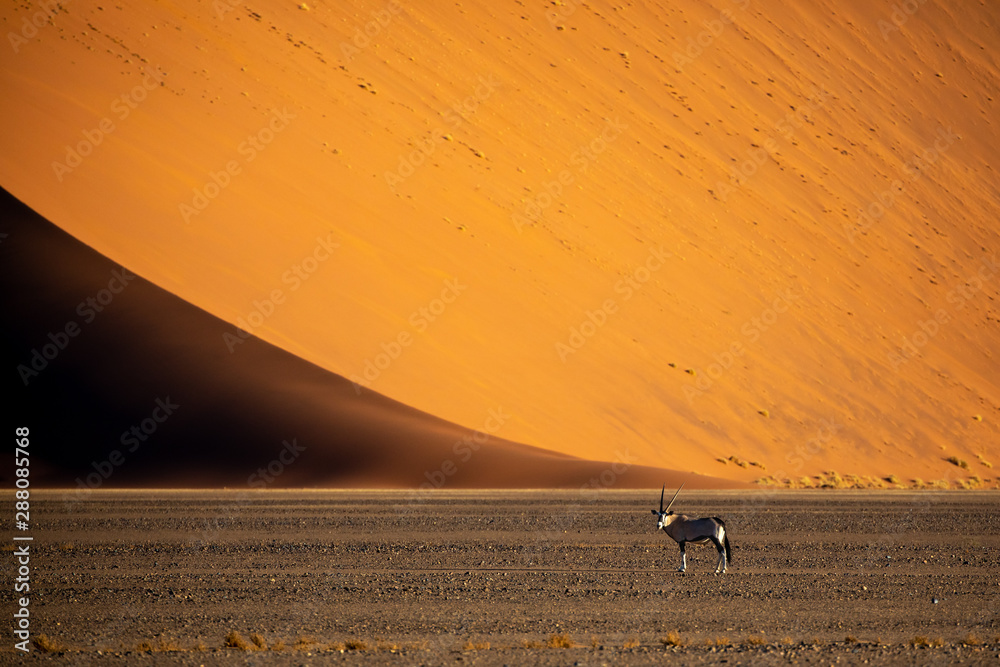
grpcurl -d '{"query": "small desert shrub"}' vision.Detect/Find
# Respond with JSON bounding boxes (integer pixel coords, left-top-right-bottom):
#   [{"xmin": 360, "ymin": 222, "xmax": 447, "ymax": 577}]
[
  {"xmin": 344, "ymin": 639, "xmax": 368, "ymax": 651},
  {"xmin": 716, "ymin": 457, "xmax": 727, "ymax": 464},
  {"xmin": 782, "ymin": 636, "xmax": 794, "ymax": 645},
  {"xmin": 224, "ymin": 630, "xmax": 250, "ymax": 650},
  {"xmin": 963, "ymin": 633, "xmax": 981, "ymax": 646},
  {"xmin": 548, "ymin": 634, "xmax": 574, "ymax": 648},
  {"xmin": 660, "ymin": 631, "xmax": 684, "ymax": 647},
  {"xmin": 909, "ymin": 635, "xmax": 929, "ymax": 647},
  {"xmin": 33, "ymin": 635, "xmax": 67, "ymax": 653},
  {"xmin": 271, "ymin": 640, "xmax": 285, "ymax": 651},
  {"xmin": 947, "ymin": 456, "xmax": 969, "ymax": 470},
  {"xmin": 714, "ymin": 636, "xmax": 731, "ymax": 646},
  {"xmin": 590, "ymin": 635, "xmax": 600, "ymax": 648},
  {"xmin": 744, "ymin": 635, "xmax": 766, "ymax": 646},
  {"xmin": 930, "ymin": 637, "xmax": 944, "ymax": 647},
  {"xmin": 885, "ymin": 474, "xmax": 900, "ymax": 484},
  {"xmin": 757, "ymin": 409, "xmax": 769, "ymax": 418},
  {"xmin": 729, "ymin": 456, "xmax": 749, "ymax": 468},
  {"xmin": 250, "ymin": 633, "xmax": 267, "ymax": 649},
  {"xmin": 622, "ymin": 636, "xmax": 640, "ymax": 649},
  {"xmin": 295, "ymin": 635, "xmax": 316, "ymax": 648},
  {"xmin": 822, "ymin": 471, "xmax": 844, "ymax": 488},
  {"xmin": 977, "ymin": 455, "xmax": 993, "ymax": 468},
  {"xmin": 845, "ymin": 635, "xmax": 858, "ymax": 644}
]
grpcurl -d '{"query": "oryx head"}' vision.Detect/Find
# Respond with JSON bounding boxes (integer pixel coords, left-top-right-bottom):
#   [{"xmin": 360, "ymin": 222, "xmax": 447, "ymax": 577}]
[{"xmin": 651, "ymin": 483, "xmax": 683, "ymax": 529}]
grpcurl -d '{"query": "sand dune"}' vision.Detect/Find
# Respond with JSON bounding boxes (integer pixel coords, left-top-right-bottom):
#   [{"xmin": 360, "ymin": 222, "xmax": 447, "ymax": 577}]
[
  {"xmin": 1, "ymin": 0, "xmax": 998, "ymax": 485},
  {"xmin": 3, "ymin": 187, "xmax": 736, "ymax": 489}
]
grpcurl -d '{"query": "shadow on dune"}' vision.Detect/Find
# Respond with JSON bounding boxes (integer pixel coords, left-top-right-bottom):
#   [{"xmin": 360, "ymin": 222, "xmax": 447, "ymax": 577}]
[{"xmin": 1, "ymin": 188, "xmax": 741, "ymax": 489}]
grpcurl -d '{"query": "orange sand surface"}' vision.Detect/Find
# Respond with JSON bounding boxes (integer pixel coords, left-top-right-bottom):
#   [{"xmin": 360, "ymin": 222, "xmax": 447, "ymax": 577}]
[{"xmin": 1, "ymin": 0, "xmax": 998, "ymax": 485}]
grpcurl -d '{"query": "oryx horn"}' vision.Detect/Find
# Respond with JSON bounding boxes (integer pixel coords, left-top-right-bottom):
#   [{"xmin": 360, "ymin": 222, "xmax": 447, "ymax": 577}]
[
  {"xmin": 659, "ymin": 484, "xmax": 665, "ymax": 513},
  {"xmin": 664, "ymin": 482, "xmax": 684, "ymax": 513}
]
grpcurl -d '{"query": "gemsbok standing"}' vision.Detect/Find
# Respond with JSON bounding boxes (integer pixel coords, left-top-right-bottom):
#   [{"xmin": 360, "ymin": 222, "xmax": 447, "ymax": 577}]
[{"xmin": 651, "ymin": 483, "xmax": 731, "ymax": 574}]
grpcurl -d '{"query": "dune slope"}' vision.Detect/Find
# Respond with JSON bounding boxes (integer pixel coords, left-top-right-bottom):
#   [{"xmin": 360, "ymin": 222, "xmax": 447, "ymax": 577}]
[
  {"xmin": 1, "ymin": 0, "xmax": 998, "ymax": 484},
  {"xmin": 4, "ymin": 187, "xmax": 737, "ymax": 489}
]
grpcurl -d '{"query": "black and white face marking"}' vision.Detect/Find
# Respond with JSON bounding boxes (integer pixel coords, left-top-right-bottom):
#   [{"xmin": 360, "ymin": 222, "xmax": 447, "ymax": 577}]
[{"xmin": 651, "ymin": 509, "xmax": 675, "ymax": 530}]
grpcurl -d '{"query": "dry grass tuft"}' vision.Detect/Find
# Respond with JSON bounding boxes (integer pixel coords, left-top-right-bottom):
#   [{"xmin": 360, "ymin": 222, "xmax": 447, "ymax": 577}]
[
  {"xmin": 295, "ymin": 635, "xmax": 316, "ymax": 648},
  {"xmin": 728, "ymin": 455, "xmax": 749, "ymax": 468},
  {"xmin": 224, "ymin": 630, "xmax": 250, "ymax": 651},
  {"xmin": 250, "ymin": 633, "xmax": 267, "ymax": 649},
  {"xmin": 271, "ymin": 640, "xmax": 286, "ymax": 651},
  {"xmin": 946, "ymin": 456, "xmax": 969, "ymax": 470},
  {"xmin": 462, "ymin": 640, "xmax": 490, "ymax": 650},
  {"xmin": 33, "ymin": 635, "xmax": 67, "ymax": 653},
  {"xmin": 744, "ymin": 635, "xmax": 766, "ymax": 646},
  {"xmin": 548, "ymin": 633, "xmax": 574, "ymax": 648},
  {"xmin": 713, "ymin": 636, "xmax": 731, "ymax": 646},
  {"xmin": 660, "ymin": 631, "xmax": 684, "ymax": 647},
  {"xmin": 193, "ymin": 641, "xmax": 207, "ymax": 651},
  {"xmin": 782, "ymin": 636, "xmax": 794, "ymax": 645},
  {"xmin": 521, "ymin": 639, "xmax": 545, "ymax": 649},
  {"xmin": 977, "ymin": 454, "xmax": 993, "ymax": 469},
  {"xmin": 590, "ymin": 635, "xmax": 600, "ymax": 648},
  {"xmin": 962, "ymin": 633, "xmax": 981, "ymax": 646},
  {"xmin": 845, "ymin": 635, "xmax": 858, "ymax": 644},
  {"xmin": 622, "ymin": 636, "xmax": 640, "ymax": 649},
  {"xmin": 909, "ymin": 635, "xmax": 943, "ymax": 647},
  {"xmin": 344, "ymin": 639, "xmax": 368, "ymax": 651}
]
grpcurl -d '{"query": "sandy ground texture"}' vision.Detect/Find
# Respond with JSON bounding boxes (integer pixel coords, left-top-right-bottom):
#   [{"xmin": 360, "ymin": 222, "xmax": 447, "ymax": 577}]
[
  {"xmin": 1, "ymin": 0, "xmax": 998, "ymax": 484},
  {"xmin": 8, "ymin": 489, "xmax": 1000, "ymax": 665}
]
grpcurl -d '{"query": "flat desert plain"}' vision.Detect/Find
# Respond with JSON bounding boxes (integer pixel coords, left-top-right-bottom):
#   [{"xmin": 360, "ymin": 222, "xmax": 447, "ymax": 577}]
[{"xmin": 9, "ymin": 489, "xmax": 1000, "ymax": 665}]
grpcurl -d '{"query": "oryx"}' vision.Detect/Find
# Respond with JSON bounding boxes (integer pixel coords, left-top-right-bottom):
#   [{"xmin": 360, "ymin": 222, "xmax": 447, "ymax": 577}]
[{"xmin": 651, "ymin": 483, "xmax": 731, "ymax": 574}]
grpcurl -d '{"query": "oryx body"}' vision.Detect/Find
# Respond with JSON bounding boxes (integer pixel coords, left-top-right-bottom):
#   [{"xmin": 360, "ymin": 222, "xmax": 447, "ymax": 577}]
[{"xmin": 651, "ymin": 484, "xmax": 731, "ymax": 574}]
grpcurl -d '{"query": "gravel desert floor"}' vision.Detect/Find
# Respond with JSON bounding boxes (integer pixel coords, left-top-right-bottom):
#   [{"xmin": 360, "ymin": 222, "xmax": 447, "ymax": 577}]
[{"xmin": 6, "ymin": 489, "xmax": 1000, "ymax": 665}]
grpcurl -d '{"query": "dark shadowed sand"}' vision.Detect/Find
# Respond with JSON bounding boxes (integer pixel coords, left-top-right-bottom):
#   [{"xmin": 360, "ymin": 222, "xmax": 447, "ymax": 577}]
[{"xmin": 11, "ymin": 489, "xmax": 1000, "ymax": 664}]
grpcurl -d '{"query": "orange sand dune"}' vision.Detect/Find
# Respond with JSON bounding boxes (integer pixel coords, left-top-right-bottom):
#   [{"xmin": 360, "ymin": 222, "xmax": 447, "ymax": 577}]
[
  {"xmin": 2, "ymin": 187, "xmax": 738, "ymax": 489},
  {"xmin": 1, "ymin": 0, "xmax": 998, "ymax": 485}
]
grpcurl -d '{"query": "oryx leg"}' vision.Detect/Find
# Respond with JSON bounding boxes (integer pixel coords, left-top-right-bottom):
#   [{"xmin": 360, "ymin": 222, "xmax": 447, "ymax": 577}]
[
  {"xmin": 709, "ymin": 535, "xmax": 727, "ymax": 574},
  {"xmin": 677, "ymin": 541, "xmax": 687, "ymax": 572}
]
